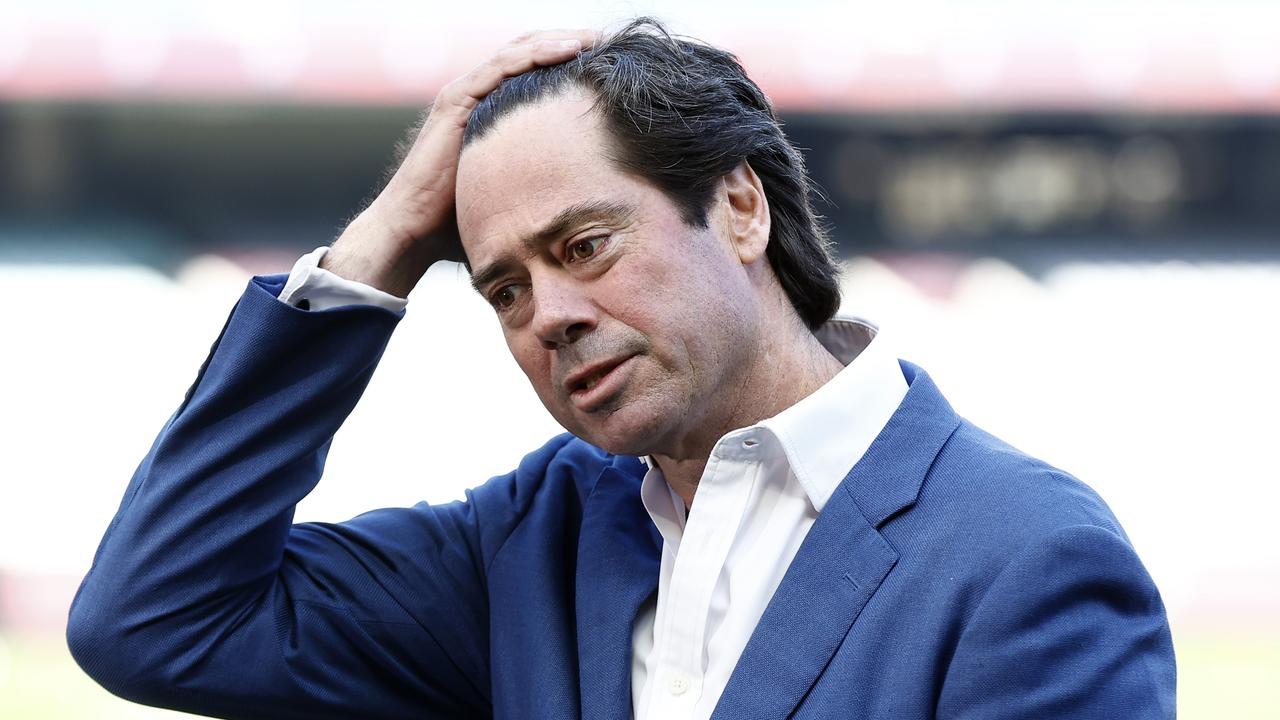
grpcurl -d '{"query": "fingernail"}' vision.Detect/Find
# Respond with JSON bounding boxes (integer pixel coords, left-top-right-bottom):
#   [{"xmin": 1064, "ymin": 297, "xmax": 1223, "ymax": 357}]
[{"xmin": 558, "ymin": 39, "xmax": 581, "ymax": 49}]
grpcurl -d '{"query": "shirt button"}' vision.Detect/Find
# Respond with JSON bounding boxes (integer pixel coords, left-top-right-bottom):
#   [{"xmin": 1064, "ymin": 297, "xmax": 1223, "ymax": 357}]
[{"xmin": 667, "ymin": 674, "xmax": 689, "ymax": 696}]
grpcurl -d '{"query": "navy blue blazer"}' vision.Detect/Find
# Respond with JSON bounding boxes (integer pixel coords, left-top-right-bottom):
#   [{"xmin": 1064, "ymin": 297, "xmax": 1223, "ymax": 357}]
[{"xmin": 68, "ymin": 275, "xmax": 1176, "ymax": 719}]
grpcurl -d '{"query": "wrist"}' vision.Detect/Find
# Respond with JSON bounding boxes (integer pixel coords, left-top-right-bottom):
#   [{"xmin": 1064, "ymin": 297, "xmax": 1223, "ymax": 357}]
[{"xmin": 323, "ymin": 208, "xmax": 428, "ymax": 298}]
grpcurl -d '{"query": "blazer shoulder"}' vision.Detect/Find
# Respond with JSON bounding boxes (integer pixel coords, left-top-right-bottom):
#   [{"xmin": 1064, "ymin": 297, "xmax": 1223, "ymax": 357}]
[
  {"xmin": 517, "ymin": 432, "xmax": 620, "ymax": 499},
  {"xmin": 898, "ymin": 418, "xmax": 1131, "ymax": 558},
  {"xmin": 465, "ymin": 433, "xmax": 620, "ymax": 528}
]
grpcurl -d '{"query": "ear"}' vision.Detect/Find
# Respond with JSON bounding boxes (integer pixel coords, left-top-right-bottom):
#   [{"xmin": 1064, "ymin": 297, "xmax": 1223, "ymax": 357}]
[{"xmin": 721, "ymin": 160, "xmax": 771, "ymax": 265}]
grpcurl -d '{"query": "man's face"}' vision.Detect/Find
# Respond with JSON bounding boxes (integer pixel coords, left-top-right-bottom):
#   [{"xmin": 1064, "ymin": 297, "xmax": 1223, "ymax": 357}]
[{"xmin": 455, "ymin": 91, "xmax": 760, "ymax": 456}]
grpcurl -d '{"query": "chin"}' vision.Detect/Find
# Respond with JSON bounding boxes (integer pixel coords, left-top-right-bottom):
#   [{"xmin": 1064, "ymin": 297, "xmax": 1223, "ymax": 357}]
[{"xmin": 563, "ymin": 399, "xmax": 677, "ymax": 457}]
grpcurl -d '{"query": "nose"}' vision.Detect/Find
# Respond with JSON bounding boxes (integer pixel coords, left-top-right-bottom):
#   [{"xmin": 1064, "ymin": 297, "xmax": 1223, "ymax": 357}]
[{"xmin": 531, "ymin": 274, "xmax": 596, "ymax": 350}]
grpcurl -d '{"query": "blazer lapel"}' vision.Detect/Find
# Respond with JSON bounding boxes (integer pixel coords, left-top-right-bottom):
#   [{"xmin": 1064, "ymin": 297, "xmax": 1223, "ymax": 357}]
[
  {"xmin": 712, "ymin": 362, "xmax": 961, "ymax": 719},
  {"xmin": 576, "ymin": 458, "xmax": 661, "ymax": 720}
]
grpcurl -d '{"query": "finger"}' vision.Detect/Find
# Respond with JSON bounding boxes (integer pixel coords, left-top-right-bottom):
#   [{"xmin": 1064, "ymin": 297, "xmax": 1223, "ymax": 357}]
[
  {"xmin": 503, "ymin": 28, "xmax": 598, "ymax": 49},
  {"xmin": 435, "ymin": 36, "xmax": 590, "ymax": 118},
  {"xmin": 524, "ymin": 35, "xmax": 596, "ymax": 66},
  {"xmin": 493, "ymin": 38, "xmax": 586, "ymax": 75},
  {"xmin": 493, "ymin": 29, "xmax": 598, "ymax": 74},
  {"xmin": 402, "ymin": 29, "xmax": 598, "ymax": 176},
  {"xmin": 445, "ymin": 29, "xmax": 597, "ymax": 107}
]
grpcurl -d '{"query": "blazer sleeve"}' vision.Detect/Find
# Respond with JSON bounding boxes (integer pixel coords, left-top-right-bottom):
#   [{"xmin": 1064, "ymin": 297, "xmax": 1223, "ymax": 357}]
[
  {"xmin": 936, "ymin": 523, "xmax": 1177, "ymax": 719},
  {"xmin": 66, "ymin": 275, "xmax": 530, "ymax": 719}
]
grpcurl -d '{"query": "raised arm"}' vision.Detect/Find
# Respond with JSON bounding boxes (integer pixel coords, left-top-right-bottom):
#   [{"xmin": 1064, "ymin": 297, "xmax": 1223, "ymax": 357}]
[
  {"xmin": 69, "ymin": 278, "xmax": 477, "ymax": 718},
  {"xmin": 67, "ymin": 31, "xmax": 593, "ymax": 719}
]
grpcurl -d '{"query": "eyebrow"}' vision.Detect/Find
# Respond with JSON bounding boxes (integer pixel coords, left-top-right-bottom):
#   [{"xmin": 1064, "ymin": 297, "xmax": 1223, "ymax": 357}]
[{"xmin": 468, "ymin": 199, "xmax": 636, "ymax": 296}]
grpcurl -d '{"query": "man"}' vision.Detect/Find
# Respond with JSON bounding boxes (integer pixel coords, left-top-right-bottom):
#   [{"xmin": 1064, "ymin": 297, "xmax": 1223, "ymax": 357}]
[{"xmin": 67, "ymin": 19, "xmax": 1176, "ymax": 719}]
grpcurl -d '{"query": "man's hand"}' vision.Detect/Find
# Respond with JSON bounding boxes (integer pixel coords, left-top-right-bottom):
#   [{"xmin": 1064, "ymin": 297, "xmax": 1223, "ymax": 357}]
[{"xmin": 323, "ymin": 29, "xmax": 596, "ymax": 298}]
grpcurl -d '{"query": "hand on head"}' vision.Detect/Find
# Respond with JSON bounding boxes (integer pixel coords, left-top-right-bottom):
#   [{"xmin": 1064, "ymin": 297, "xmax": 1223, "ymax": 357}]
[{"xmin": 323, "ymin": 29, "xmax": 598, "ymax": 298}]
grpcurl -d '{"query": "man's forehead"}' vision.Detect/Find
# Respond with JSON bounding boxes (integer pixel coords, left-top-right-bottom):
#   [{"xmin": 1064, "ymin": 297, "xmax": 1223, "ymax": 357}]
[
  {"xmin": 461, "ymin": 89, "xmax": 601, "ymax": 163},
  {"xmin": 456, "ymin": 93, "xmax": 616, "ymax": 251}
]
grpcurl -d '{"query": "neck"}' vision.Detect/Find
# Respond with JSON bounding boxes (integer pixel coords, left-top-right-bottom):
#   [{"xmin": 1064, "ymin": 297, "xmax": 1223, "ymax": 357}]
[{"xmin": 652, "ymin": 311, "xmax": 843, "ymax": 510}]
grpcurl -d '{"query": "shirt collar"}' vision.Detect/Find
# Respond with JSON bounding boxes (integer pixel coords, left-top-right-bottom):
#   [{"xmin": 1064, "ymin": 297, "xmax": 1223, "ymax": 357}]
[
  {"xmin": 755, "ymin": 315, "xmax": 908, "ymax": 512},
  {"xmin": 638, "ymin": 315, "xmax": 908, "ymax": 515}
]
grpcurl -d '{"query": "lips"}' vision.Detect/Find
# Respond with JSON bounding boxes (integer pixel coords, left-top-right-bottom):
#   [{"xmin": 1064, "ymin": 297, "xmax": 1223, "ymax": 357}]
[
  {"xmin": 564, "ymin": 355, "xmax": 633, "ymax": 395},
  {"xmin": 578, "ymin": 367, "xmax": 611, "ymax": 392},
  {"xmin": 563, "ymin": 353, "xmax": 637, "ymax": 409}
]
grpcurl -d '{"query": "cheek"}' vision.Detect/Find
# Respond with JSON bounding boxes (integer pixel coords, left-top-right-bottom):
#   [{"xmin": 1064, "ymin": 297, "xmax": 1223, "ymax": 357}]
[
  {"xmin": 506, "ymin": 333, "xmax": 555, "ymax": 391},
  {"xmin": 627, "ymin": 256, "xmax": 749, "ymax": 380},
  {"xmin": 614, "ymin": 247, "xmax": 722, "ymax": 338}
]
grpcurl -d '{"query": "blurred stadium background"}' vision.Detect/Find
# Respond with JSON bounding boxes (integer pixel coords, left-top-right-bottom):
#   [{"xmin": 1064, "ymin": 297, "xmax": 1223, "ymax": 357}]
[{"xmin": 1, "ymin": 0, "xmax": 1277, "ymax": 716}]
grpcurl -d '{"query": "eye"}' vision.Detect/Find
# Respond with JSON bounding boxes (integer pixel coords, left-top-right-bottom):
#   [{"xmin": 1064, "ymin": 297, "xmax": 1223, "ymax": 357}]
[
  {"xmin": 490, "ymin": 284, "xmax": 526, "ymax": 311},
  {"xmin": 566, "ymin": 236, "xmax": 607, "ymax": 263}
]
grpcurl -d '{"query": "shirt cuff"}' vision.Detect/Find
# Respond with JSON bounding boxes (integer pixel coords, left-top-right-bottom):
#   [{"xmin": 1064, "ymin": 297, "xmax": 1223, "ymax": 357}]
[{"xmin": 277, "ymin": 246, "xmax": 409, "ymax": 313}]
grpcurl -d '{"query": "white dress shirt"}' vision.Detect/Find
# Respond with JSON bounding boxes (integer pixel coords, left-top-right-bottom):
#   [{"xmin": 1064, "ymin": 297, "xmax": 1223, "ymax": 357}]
[
  {"xmin": 629, "ymin": 316, "xmax": 907, "ymax": 719},
  {"xmin": 277, "ymin": 247, "xmax": 909, "ymax": 720}
]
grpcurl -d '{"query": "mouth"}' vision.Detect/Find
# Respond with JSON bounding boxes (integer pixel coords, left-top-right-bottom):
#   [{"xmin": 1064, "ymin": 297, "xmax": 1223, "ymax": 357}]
[
  {"xmin": 578, "ymin": 370, "xmax": 609, "ymax": 392},
  {"xmin": 565, "ymin": 355, "xmax": 637, "ymax": 410}
]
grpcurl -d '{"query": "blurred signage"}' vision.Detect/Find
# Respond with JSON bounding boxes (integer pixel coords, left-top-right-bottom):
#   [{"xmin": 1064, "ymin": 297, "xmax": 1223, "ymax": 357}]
[{"xmin": 0, "ymin": 2, "xmax": 1278, "ymax": 112}]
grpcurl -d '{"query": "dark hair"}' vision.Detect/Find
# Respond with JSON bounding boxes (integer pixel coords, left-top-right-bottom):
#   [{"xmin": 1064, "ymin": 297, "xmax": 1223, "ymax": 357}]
[{"xmin": 463, "ymin": 18, "xmax": 841, "ymax": 329}]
